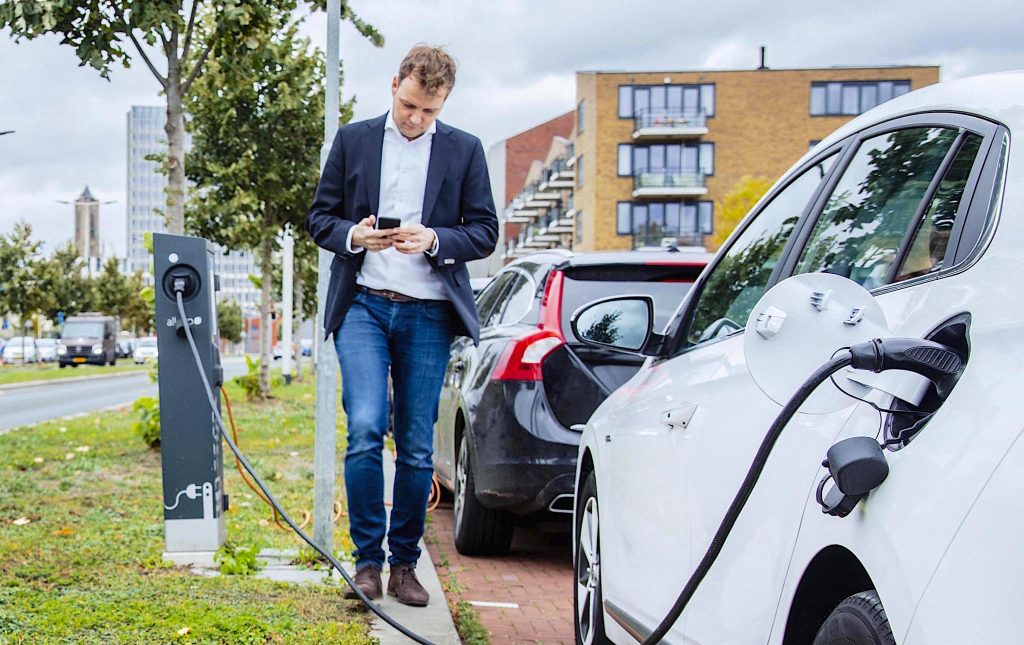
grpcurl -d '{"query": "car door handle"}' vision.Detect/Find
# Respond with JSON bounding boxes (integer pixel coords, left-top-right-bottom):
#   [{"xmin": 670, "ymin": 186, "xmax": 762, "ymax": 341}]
[{"xmin": 661, "ymin": 403, "xmax": 698, "ymax": 429}]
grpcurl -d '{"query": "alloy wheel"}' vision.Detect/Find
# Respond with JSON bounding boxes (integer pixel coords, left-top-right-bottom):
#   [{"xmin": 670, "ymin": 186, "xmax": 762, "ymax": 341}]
[
  {"xmin": 454, "ymin": 437, "xmax": 468, "ymax": 537},
  {"xmin": 576, "ymin": 495, "xmax": 601, "ymax": 645}
]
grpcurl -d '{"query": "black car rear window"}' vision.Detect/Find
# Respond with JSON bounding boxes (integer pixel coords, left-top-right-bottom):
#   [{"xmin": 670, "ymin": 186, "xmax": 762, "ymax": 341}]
[{"xmin": 560, "ymin": 264, "xmax": 703, "ymax": 341}]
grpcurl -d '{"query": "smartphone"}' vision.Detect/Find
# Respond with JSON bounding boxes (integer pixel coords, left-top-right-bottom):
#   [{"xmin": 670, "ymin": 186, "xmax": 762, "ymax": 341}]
[{"xmin": 374, "ymin": 216, "xmax": 402, "ymax": 230}]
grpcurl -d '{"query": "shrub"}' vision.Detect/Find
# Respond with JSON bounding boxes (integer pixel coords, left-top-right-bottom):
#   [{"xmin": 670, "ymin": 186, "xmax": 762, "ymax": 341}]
[{"xmin": 132, "ymin": 396, "xmax": 160, "ymax": 449}]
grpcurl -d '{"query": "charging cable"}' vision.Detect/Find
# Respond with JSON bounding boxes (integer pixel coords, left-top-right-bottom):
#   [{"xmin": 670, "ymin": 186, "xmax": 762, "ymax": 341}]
[
  {"xmin": 641, "ymin": 338, "xmax": 963, "ymax": 644},
  {"xmin": 174, "ymin": 286, "xmax": 435, "ymax": 645}
]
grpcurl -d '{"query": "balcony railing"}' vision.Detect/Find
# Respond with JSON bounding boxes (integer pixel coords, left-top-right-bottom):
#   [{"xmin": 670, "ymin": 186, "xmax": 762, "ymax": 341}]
[
  {"xmin": 632, "ymin": 228, "xmax": 707, "ymax": 250},
  {"xmin": 633, "ymin": 109, "xmax": 708, "ymax": 139},
  {"xmin": 631, "ymin": 171, "xmax": 707, "ymax": 197}
]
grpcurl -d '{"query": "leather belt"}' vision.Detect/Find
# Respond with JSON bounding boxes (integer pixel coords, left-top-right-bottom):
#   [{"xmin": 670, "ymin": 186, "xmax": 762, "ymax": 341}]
[{"xmin": 357, "ymin": 285, "xmax": 420, "ymax": 303}]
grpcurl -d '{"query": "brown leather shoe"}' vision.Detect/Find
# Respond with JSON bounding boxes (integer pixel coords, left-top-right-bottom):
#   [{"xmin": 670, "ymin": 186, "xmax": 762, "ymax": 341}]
[
  {"xmin": 387, "ymin": 563, "xmax": 429, "ymax": 606},
  {"xmin": 344, "ymin": 565, "xmax": 383, "ymax": 600}
]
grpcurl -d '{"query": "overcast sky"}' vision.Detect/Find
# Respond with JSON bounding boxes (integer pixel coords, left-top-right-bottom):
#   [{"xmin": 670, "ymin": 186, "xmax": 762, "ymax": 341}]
[{"xmin": 1, "ymin": 0, "xmax": 1020, "ymax": 257}]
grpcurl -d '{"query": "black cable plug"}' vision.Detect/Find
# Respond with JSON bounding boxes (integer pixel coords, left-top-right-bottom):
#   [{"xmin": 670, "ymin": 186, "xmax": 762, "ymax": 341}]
[{"xmin": 849, "ymin": 338, "xmax": 965, "ymax": 398}]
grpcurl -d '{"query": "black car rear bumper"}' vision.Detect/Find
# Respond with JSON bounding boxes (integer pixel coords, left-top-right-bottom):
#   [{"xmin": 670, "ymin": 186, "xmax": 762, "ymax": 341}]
[{"xmin": 468, "ymin": 381, "xmax": 581, "ymax": 515}]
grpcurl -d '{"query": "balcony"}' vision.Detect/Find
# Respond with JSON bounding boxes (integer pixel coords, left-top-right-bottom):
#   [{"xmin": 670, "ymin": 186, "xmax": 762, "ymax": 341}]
[
  {"xmin": 565, "ymin": 141, "xmax": 576, "ymax": 167},
  {"xmin": 632, "ymin": 109, "xmax": 708, "ymax": 140},
  {"xmin": 632, "ymin": 171, "xmax": 707, "ymax": 198},
  {"xmin": 632, "ymin": 229, "xmax": 707, "ymax": 251},
  {"xmin": 503, "ymin": 200, "xmax": 538, "ymax": 224},
  {"xmin": 541, "ymin": 157, "xmax": 575, "ymax": 189},
  {"xmin": 522, "ymin": 179, "xmax": 560, "ymax": 207}
]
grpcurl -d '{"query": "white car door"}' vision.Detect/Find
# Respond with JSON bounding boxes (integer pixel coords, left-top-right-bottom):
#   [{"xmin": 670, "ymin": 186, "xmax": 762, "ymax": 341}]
[
  {"xmin": 681, "ymin": 118, "xmax": 999, "ymax": 642},
  {"xmin": 597, "ymin": 152, "xmax": 840, "ymax": 639}
]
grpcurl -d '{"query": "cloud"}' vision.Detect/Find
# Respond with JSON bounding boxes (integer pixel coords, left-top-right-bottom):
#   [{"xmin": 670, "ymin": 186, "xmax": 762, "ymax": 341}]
[{"xmin": 1, "ymin": 0, "xmax": 1021, "ymax": 256}]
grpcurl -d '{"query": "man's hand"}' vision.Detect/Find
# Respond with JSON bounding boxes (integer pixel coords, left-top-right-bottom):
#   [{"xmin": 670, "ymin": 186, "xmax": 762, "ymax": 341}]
[
  {"xmin": 392, "ymin": 223, "xmax": 437, "ymax": 255},
  {"xmin": 351, "ymin": 215, "xmax": 395, "ymax": 252}
]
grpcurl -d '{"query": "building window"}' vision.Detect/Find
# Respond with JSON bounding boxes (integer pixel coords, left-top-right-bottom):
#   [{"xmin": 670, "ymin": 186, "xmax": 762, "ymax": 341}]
[
  {"xmin": 618, "ymin": 83, "xmax": 715, "ymax": 118},
  {"xmin": 810, "ymin": 80, "xmax": 911, "ymax": 116},
  {"xmin": 577, "ymin": 101, "xmax": 585, "ymax": 134},
  {"xmin": 577, "ymin": 155, "xmax": 584, "ymax": 188},
  {"xmin": 617, "ymin": 201, "xmax": 714, "ymax": 237},
  {"xmin": 617, "ymin": 144, "xmax": 632, "ymax": 176},
  {"xmin": 620, "ymin": 143, "xmax": 714, "ymax": 177},
  {"xmin": 576, "ymin": 211, "xmax": 584, "ymax": 244}
]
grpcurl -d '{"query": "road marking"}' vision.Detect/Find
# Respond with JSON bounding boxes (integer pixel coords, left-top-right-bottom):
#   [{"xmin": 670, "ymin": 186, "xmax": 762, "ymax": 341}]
[{"xmin": 468, "ymin": 601, "xmax": 520, "ymax": 609}]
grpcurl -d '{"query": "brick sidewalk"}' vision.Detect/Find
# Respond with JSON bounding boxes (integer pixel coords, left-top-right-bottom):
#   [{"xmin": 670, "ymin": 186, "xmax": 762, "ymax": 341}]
[{"xmin": 426, "ymin": 504, "xmax": 575, "ymax": 644}]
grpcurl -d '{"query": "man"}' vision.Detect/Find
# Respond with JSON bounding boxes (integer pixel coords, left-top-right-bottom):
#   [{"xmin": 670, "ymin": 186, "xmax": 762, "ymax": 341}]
[{"xmin": 306, "ymin": 45, "xmax": 498, "ymax": 606}]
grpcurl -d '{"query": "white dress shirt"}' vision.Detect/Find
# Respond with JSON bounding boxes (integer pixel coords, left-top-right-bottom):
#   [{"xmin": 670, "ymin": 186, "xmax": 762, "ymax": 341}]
[{"xmin": 346, "ymin": 111, "xmax": 447, "ymax": 301}]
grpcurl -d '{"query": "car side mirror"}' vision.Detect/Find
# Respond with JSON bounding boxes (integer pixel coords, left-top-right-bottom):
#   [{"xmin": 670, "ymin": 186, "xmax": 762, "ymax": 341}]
[{"xmin": 571, "ymin": 296, "xmax": 654, "ymax": 353}]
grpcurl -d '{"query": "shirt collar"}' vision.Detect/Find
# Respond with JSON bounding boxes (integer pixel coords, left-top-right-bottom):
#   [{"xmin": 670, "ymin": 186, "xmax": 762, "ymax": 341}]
[{"xmin": 385, "ymin": 111, "xmax": 436, "ymax": 142}]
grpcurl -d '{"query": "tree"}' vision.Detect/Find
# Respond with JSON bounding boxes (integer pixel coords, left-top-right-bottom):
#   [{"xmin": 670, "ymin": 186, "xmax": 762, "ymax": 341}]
[
  {"xmin": 38, "ymin": 242, "xmax": 95, "ymax": 322},
  {"xmin": 0, "ymin": 222, "xmax": 50, "ymax": 336},
  {"xmin": 122, "ymin": 270, "xmax": 154, "ymax": 334},
  {"xmin": 218, "ymin": 299, "xmax": 243, "ymax": 344},
  {"xmin": 92, "ymin": 257, "xmax": 135, "ymax": 320},
  {"xmin": 185, "ymin": 13, "xmax": 363, "ymax": 396},
  {"xmin": 710, "ymin": 175, "xmax": 773, "ymax": 251},
  {"xmin": 0, "ymin": 1, "xmax": 382, "ymax": 234}
]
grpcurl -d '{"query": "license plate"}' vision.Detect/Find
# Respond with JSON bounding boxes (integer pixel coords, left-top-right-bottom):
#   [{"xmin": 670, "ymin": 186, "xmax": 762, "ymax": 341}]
[{"xmin": 73, "ymin": 357, "xmax": 86, "ymax": 363}]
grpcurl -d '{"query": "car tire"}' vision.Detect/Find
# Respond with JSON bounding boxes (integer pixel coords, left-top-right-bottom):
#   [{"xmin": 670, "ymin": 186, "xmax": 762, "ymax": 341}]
[
  {"xmin": 574, "ymin": 472, "xmax": 610, "ymax": 645},
  {"xmin": 813, "ymin": 590, "xmax": 895, "ymax": 645},
  {"xmin": 453, "ymin": 434, "xmax": 514, "ymax": 555}
]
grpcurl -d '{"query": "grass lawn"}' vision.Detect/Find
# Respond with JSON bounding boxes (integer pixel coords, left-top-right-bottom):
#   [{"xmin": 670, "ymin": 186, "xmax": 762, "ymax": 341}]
[
  {"xmin": 0, "ymin": 362, "xmax": 146, "ymax": 387},
  {"xmin": 0, "ymin": 377, "xmax": 372, "ymax": 644}
]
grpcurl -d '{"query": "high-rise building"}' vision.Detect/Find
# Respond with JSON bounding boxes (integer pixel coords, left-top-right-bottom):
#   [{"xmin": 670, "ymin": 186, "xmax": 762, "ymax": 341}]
[
  {"xmin": 73, "ymin": 185, "xmax": 101, "ymax": 272},
  {"xmin": 503, "ymin": 64, "xmax": 940, "ymax": 259},
  {"xmin": 126, "ymin": 106, "xmax": 260, "ymax": 315}
]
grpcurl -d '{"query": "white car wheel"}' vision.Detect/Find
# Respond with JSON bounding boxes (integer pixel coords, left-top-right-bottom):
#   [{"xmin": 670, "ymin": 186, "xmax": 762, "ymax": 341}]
[{"xmin": 575, "ymin": 472, "xmax": 608, "ymax": 645}]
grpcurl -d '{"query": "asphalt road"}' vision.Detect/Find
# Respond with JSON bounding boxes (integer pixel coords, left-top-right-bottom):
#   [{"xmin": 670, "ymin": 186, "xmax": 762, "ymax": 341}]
[{"xmin": 0, "ymin": 356, "xmax": 249, "ymax": 433}]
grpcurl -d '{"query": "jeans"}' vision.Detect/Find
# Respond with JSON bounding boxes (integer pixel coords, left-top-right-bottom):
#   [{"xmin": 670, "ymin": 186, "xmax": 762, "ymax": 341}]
[{"xmin": 333, "ymin": 290, "xmax": 454, "ymax": 570}]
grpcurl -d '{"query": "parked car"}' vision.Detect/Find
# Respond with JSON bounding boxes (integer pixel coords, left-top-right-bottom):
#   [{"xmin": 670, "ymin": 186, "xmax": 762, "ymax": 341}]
[
  {"xmin": 117, "ymin": 336, "xmax": 136, "ymax": 359},
  {"xmin": 572, "ymin": 72, "xmax": 1021, "ymax": 644},
  {"xmin": 300, "ymin": 338, "xmax": 313, "ymax": 357},
  {"xmin": 434, "ymin": 248, "xmax": 711, "ymax": 555},
  {"xmin": 133, "ymin": 337, "xmax": 158, "ymax": 364},
  {"xmin": 34, "ymin": 337, "xmax": 58, "ymax": 363},
  {"xmin": 59, "ymin": 314, "xmax": 118, "ymax": 367},
  {"xmin": 3, "ymin": 336, "xmax": 38, "ymax": 364}
]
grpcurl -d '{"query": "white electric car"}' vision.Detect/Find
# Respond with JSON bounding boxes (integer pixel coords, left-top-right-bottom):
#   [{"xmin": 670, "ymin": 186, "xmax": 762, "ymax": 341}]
[{"xmin": 572, "ymin": 71, "xmax": 1022, "ymax": 644}]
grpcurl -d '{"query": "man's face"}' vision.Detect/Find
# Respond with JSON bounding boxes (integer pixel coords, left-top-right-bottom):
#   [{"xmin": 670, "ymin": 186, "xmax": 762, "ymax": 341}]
[{"xmin": 391, "ymin": 75, "xmax": 447, "ymax": 140}]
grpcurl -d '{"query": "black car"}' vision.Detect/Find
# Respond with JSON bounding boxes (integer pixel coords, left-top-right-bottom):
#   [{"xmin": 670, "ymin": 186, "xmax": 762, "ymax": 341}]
[{"xmin": 433, "ymin": 249, "xmax": 711, "ymax": 554}]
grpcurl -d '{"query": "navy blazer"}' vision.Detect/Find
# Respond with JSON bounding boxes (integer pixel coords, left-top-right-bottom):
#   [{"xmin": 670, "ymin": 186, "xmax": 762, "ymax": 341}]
[{"xmin": 306, "ymin": 114, "xmax": 498, "ymax": 344}]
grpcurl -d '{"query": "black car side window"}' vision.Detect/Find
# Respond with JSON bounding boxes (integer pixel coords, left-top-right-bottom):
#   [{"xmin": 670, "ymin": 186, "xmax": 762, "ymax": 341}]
[
  {"xmin": 498, "ymin": 274, "xmax": 536, "ymax": 325},
  {"xmin": 681, "ymin": 154, "xmax": 837, "ymax": 349},
  {"xmin": 476, "ymin": 273, "xmax": 513, "ymax": 328}
]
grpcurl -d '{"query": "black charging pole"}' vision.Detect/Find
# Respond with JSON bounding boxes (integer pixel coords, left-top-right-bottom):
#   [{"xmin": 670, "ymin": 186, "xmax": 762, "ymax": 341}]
[{"xmin": 153, "ymin": 233, "xmax": 226, "ymax": 561}]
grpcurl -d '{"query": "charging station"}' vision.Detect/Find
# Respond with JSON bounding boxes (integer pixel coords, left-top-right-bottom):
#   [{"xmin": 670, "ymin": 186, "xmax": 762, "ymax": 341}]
[{"xmin": 153, "ymin": 233, "xmax": 226, "ymax": 557}]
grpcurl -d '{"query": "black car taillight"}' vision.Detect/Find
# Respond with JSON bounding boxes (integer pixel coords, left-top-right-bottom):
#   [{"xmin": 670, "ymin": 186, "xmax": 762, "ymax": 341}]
[{"xmin": 490, "ymin": 269, "xmax": 566, "ymax": 382}]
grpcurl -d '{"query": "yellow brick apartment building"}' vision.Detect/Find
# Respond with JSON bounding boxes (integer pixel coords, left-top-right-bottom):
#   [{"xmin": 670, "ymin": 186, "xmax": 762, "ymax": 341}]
[{"xmin": 501, "ymin": 65, "xmax": 939, "ymax": 260}]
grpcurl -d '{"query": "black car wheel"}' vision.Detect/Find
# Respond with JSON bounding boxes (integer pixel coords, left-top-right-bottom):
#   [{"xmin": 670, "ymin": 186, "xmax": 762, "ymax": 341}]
[
  {"xmin": 575, "ymin": 472, "xmax": 609, "ymax": 645},
  {"xmin": 813, "ymin": 590, "xmax": 895, "ymax": 645},
  {"xmin": 453, "ymin": 434, "xmax": 514, "ymax": 555}
]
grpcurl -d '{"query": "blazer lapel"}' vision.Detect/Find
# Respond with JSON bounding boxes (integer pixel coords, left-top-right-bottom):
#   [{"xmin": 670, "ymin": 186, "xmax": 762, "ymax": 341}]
[
  {"xmin": 362, "ymin": 115, "xmax": 386, "ymax": 216},
  {"xmin": 421, "ymin": 123, "xmax": 453, "ymax": 228}
]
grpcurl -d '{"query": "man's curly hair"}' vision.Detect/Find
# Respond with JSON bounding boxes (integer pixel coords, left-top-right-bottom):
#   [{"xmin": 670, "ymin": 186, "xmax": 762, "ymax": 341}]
[{"xmin": 398, "ymin": 44, "xmax": 457, "ymax": 96}]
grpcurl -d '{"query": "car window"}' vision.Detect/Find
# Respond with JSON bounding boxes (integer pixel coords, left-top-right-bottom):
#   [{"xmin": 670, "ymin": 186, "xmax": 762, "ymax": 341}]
[
  {"xmin": 562, "ymin": 264, "xmax": 704, "ymax": 341},
  {"xmin": 793, "ymin": 127, "xmax": 961, "ymax": 288},
  {"xmin": 475, "ymin": 272, "xmax": 514, "ymax": 328},
  {"xmin": 895, "ymin": 133, "xmax": 983, "ymax": 282},
  {"xmin": 684, "ymin": 154, "xmax": 837, "ymax": 347},
  {"xmin": 497, "ymin": 273, "xmax": 536, "ymax": 325}
]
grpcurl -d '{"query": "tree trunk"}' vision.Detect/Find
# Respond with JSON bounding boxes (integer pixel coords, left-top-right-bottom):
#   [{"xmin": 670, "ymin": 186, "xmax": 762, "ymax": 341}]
[
  {"xmin": 164, "ymin": 47, "xmax": 186, "ymax": 235},
  {"xmin": 294, "ymin": 272, "xmax": 304, "ymax": 382},
  {"xmin": 258, "ymin": 236, "xmax": 273, "ymax": 398}
]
